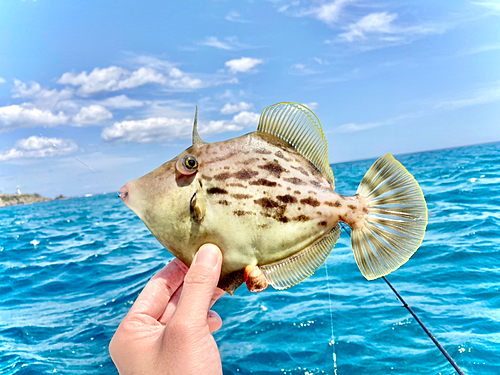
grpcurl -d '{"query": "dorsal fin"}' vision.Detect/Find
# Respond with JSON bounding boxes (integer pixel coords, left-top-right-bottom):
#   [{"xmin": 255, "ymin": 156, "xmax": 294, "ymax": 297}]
[
  {"xmin": 258, "ymin": 102, "xmax": 334, "ymax": 188},
  {"xmin": 192, "ymin": 106, "xmax": 206, "ymax": 145}
]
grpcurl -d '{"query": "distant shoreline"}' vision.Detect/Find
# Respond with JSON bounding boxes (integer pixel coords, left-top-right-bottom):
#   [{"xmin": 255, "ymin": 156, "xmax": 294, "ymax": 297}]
[{"xmin": 0, "ymin": 193, "xmax": 65, "ymax": 208}]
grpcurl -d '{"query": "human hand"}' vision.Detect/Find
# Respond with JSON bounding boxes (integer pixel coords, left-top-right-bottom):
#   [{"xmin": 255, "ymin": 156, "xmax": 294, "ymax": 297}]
[{"xmin": 109, "ymin": 244, "xmax": 226, "ymax": 375}]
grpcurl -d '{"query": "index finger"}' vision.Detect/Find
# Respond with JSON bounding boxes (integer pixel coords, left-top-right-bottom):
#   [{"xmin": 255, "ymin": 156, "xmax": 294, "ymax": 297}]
[{"xmin": 127, "ymin": 258, "xmax": 188, "ymax": 321}]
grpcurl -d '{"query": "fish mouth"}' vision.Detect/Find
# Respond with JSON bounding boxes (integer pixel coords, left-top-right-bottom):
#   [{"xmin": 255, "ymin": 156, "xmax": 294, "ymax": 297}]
[
  {"xmin": 119, "ymin": 181, "xmax": 144, "ymax": 218},
  {"xmin": 119, "ymin": 183, "xmax": 130, "ymax": 205}
]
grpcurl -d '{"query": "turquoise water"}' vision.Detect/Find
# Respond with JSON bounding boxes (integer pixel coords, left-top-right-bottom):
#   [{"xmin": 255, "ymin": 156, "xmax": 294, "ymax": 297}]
[{"xmin": 1, "ymin": 142, "xmax": 500, "ymax": 374}]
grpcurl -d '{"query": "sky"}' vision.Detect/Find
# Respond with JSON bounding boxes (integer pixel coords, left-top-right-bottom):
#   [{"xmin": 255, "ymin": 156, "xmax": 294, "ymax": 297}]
[{"xmin": 0, "ymin": 0, "xmax": 499, "ymax": 197}]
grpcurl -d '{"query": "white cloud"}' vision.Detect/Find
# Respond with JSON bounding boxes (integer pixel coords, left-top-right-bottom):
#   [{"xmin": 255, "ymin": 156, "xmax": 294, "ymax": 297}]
[
  {"xmin": 101, "ymin": 111, "xmax": 260, "ymax": 143},
  {"xmin": 125, "ymin": 55, "xmax": 177, "ymax": 71},
  {"xmin": 312, "ymin": 0, "xmax": 352, "ymax": 24},
  {"xmin": 472, "ymin": 1, "xmax": 500, "ymax": 12},
  {"xmin": 304, "ymin": 102, "xmax": 318, "ymax": 110},
  {"xmin": 137, "ymin": 100, "xmax": 197, "ymax": 119},
  {"xmin": 225, "ymin": 57, "xmax": 264, "ymax": 73},
  {"xmin": 336, "ymin": 83, "xmax": 500, "ymax": 134},
  {"xmin": 201, "ymin": 120, "xmax": 243, "ymax": 135},
  {"xmin": 221, "ymin": 102, "xmax": 253, "ymax": 114},
  {"xmin": 435, "ymin": 85, "xmax": 500, "ymax": 110},
  {"xmin": 98, "ymin": 95, "xmax": 144, "ymax": 109},
  {"xmin": 335, "ymin": 121, "xmax": 382, "ymax": 133},
  {"xmin": 72, "ymin": 105, "xmax": 113, "ymax": 126},
  {"xmin": 13, "ymin": 80, "xmax": 47, "ymax": 98},
  {"xmin": 226, "ymin": 11, "xmax": 250, "ymax": 23},
  {"xmin": 200, "ymin": 36, "xmax": 250, "ymax": 51},
  {"xmin": 58, "ymin": 66, "xmax": 167, "ymax": 96},
  {"xmin": 0, "ymin": 104, "xmax": 68, "ymax": 132},
  {"xmin": 167, "ymin": 68, "xmax": 203, "ymax": 89},
  {"xmin": 281, "ymin": 0, "xmax": 351, "ymax": 24},
  {"xmin": 0, "ymin": 136, "xmax": 78, "ymax": 161},
  {"xmin": 313, "ymin": 57, "xmax": 328, "ymax": 65},
  {"xmin": 335, "ymin": 111, "xmax": 425, "ymax": 133},
  {"xmin": 232, "ymin": 111, "xmax": 259, "ymax": 126},
  {"xmin": 277, "ymin": 4, "xmax": 291, "ymax": 13},
  {"xmin": 202, "ymin": 36, "xmax": 232, "ymax": 50},
  {"xmin": 12, "ymin": 79, "xmax": 74, "ymax": 109},
  {"xmin": 288, "ymin": 63, "xmax": 321, "ymax": 76},
  {"xmin": 465, "ymin": 44, "xmax": 500, "ymax": 55},
  {"xmin": 337, "ymin": 12, "xmax": 446, "ymax": 46},
  {"xmin": 58, "ymin": 64, "xmax": 205, "ymax": 96},
  {"xmin": 0, "ymin": 77, "xmax": 6, "ymax": 84},
  {"xmin": 200, "ymin": 111, "xmax": 259, "ymax": 135},
  {"xmin": 101, "ymin": 117, "xmax": 193, "ymax": 143},
  {"xmin": 338, "ymin": 12, "xmax": 398, "ymax": 42},
  {"xmin": 277, "ymin": 2, "xmax": 447, "ymax": 50},
  {"xmin": 121, "ymin": 67, "xmax": 167, "ymax": 89}
]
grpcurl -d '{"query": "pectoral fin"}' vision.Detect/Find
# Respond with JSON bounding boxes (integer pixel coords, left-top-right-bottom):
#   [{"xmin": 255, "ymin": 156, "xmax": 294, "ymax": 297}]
[{"xmin": 244, "ymin": 265, "xmax": 269, "ymax": 293}]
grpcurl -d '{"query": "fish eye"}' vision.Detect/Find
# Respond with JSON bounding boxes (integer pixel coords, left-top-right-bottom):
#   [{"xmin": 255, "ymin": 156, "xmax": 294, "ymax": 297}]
[
  {"xmin": 176, "ymin": 155, "xmax": 198, "ymax": 175},
  {"xmin": 184, "ymin": 155, "xmax": 198, "ymax": 170}
]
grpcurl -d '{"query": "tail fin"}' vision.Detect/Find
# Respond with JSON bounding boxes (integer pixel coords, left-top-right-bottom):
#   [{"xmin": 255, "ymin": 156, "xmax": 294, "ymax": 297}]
[{"xmin": 352, "ymin": 153, "xmax": 427, "ymax": 280}]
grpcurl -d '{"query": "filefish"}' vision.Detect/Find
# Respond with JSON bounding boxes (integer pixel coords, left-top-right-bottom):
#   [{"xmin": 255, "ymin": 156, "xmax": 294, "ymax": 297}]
[{"xmin": 119, "ymin": 102, "xmax": 427, "ymax": 294}]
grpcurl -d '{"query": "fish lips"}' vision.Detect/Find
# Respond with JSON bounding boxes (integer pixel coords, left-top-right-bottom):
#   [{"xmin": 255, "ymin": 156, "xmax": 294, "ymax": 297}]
[
  {"xmin": 119, "ymin": 183, "xmax": 130, "ymax": 205},
  {"xmin": 120, "ymin": 182, "xmax": 140, "ymax": 215},
  {"xmin": 119, "ymin": 180, "xmax": 147, "ymax": 220}
]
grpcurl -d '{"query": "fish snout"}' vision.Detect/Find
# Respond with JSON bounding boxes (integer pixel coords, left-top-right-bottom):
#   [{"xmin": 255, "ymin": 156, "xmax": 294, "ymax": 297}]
[
  {"xmin": 119, "ymin": 183, "xmax": 130, "ymax": 204},
  {"xmin": 119, "ymin": 180, "xmax": 143, "ymax": 217}
]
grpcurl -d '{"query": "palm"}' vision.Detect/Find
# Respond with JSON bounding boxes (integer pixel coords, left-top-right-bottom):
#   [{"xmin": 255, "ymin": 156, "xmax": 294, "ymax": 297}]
[{"xmin": 110, "ymin": 249, "xmax": 225, "ymax": 375}]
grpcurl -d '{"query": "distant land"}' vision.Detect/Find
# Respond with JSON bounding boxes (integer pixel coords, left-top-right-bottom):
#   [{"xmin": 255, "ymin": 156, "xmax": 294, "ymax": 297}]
[{"xmin": 0, "ymin": 194, "xmax": 65, "ymax": 208}]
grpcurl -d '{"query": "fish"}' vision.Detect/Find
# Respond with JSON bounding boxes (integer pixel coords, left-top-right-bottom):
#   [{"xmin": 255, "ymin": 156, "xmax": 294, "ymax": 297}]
[{"xmin": 119, "ymin": 102, "xmax": 427, "ymax": 295}]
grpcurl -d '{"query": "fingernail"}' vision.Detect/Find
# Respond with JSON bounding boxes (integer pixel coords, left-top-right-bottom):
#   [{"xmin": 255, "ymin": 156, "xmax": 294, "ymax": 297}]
[{"xmin": 194, "ymin": 244, "xmax": 220, "ymax": 268}]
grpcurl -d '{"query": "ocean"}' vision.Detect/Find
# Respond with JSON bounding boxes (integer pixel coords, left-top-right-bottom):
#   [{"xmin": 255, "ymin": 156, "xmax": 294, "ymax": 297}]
[{"xmin": 1, "ymin": 142, "xmax": 499, "ymax": 374}]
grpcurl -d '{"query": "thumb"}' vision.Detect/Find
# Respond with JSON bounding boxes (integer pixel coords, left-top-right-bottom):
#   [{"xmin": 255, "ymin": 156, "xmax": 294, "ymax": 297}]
[{"xmin": 171, "ymin": 244, "xmax": 222, "ymax": 327}]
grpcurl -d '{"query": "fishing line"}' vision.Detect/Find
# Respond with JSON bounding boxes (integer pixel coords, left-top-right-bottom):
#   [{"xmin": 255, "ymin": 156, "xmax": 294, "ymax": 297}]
[
  {"xmin": 338, "ymin": 223, "xmax": 465, "ymax": 375},
  {"xmin": 324, "ymin": 261, "xmax": 338, "ymax": 375},
  {"xmin": 40, "ymin": 134, "xmax": 121, "ymax": 197}
]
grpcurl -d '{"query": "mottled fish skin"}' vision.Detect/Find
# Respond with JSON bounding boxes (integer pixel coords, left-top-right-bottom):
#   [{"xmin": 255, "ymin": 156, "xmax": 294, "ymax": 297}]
[
  {"xmin": 124, "ymin": 131, "xmax": 368, "ymax": 288},
  {"xmin": 122, "ymin": 102, "xmax": 428, "ymax": 292}
]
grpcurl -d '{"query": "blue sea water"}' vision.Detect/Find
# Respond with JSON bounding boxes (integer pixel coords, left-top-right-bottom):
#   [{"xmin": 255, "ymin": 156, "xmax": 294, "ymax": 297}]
[{"xmin": 1, "ymin": 142, "xmax": 500, "ymax": 375}]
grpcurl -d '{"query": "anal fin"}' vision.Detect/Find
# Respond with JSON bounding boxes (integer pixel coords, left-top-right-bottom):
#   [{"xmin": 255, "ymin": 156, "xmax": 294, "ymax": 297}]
[{"xmin": 260, "ymin": 225, "xmax": 341, "ymax": 290}]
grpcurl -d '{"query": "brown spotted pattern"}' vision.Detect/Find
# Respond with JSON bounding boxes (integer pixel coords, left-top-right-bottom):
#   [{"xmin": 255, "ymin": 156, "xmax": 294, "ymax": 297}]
[
  {"xmin": 258, "ymin": 160, "xmax": 288, "ymax": 178},
  {"xmin": 283, "ymin": 177, "xmax": 306, "ymax": 185},
  {"xmin": 124, "ymin": 130, "xmax": 370, "ymax": 292},
  {"xmin": 195, "ymin": 133, "xmax": 356, "ymax": 235},
  {"xmin": 300, "ymin": 197, "xmax": 321, "ymax": 207},
  {"xmin": 190, "ymin": 132, "xmax": 368, "ymax": 244},
  {"xmin": 249, "ymin": 178, "xmax": 277, "ymax": 187}
]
